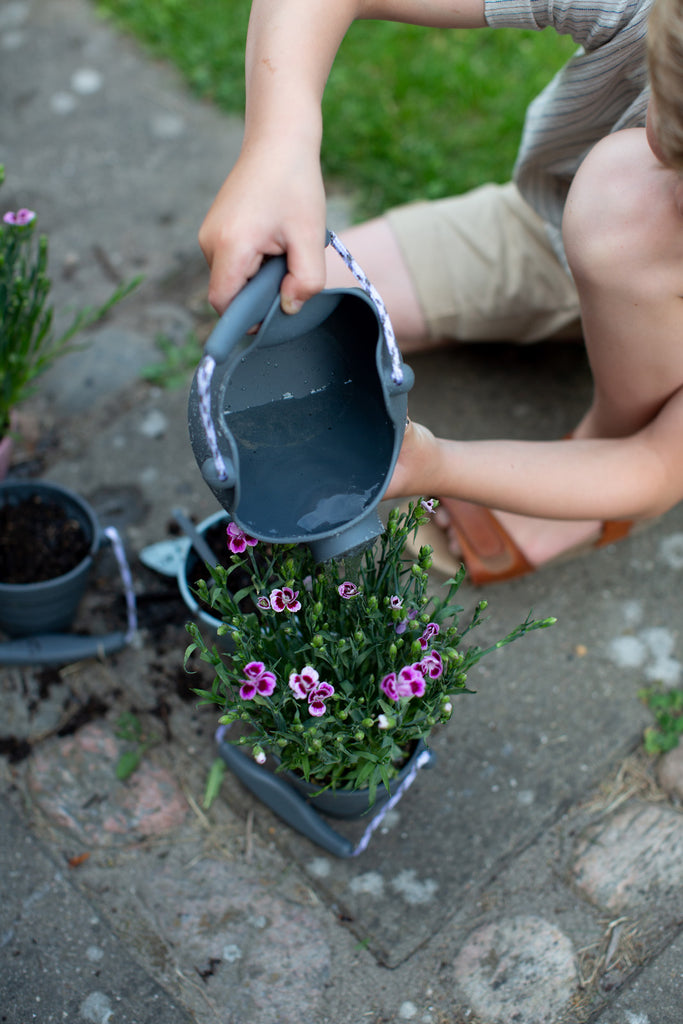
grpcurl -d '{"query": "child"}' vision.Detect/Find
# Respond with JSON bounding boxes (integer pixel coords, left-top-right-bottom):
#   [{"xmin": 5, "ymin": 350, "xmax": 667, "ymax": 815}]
[{"xmin": 198, "ymin": 0, "xmax": 683, "ymax": 583}]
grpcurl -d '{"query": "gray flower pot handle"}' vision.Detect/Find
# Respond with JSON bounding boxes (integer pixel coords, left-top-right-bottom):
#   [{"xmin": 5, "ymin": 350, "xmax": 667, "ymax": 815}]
[
  {"xmin": 217, "ymin": 739, "xmax": 355, "ymax": 858},
  {"xmin": 0, "ymin": 631, "xmax": 130, "ymax": 667}
]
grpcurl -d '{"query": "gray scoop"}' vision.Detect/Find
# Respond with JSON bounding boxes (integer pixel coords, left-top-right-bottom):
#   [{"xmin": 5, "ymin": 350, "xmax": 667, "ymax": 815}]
[{"xmin": 188, "ymin": 237, "xmax": 413, "ymax": 561}]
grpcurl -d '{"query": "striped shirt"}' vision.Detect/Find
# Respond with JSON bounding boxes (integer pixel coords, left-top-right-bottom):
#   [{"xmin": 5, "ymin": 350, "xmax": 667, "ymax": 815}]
[{"xmin": 485, "ymin": 0, "xmax": 652, "ymax": 261}]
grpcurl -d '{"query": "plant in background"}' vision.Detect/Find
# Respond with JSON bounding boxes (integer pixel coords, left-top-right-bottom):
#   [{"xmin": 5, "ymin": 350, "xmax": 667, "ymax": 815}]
[
  {"xmin": 186, "ymin": 500, "xmax": 555, "ymax": 803},
  {"xmin": 0, "ymin": 165, "xmax": 140, "ymax": 439},
  {"xmin": 139, "ymin": 330, "xmax": 204, "ymax": 389},
  {"xmin": 639, "ymin": 685, "xmax": 683, "ymax": 754}
]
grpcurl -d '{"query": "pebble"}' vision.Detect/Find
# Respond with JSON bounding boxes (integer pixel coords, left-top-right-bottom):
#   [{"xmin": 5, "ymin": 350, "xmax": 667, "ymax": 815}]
[
  {"xmin": 27, "ymin": 723, "xmax": 189, "ymax": 845},
  {"xmin": 573, "ymin": 801, "xmax": 683, "ymax": 909},
  {"xmin": 657, "ymin": 744, "xmax": 683, "ymax": 800},
  {"xmin": 453, "ymin": 915, "xmax": 577, "ymax": 1024}
]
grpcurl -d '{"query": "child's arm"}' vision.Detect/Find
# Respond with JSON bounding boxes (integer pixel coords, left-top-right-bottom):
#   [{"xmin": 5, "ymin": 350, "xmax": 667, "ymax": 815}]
[
  {"xmin": 198, "ymin": 0, "xmax": 486, "ymax": 314},
  {"xmin": 387, "ymin": 381, "xmax": 683, "ymax": 523}
]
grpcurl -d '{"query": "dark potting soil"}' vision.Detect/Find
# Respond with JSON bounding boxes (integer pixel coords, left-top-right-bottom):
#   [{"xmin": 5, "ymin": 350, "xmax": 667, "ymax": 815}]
[{"xmin": 0, "ymin": 495, "xmax": 91, "ymax": 584}]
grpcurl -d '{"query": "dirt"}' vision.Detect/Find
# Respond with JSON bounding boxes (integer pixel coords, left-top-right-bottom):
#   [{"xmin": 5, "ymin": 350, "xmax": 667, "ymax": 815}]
[{"xmin": 0, "ymin": 494, "xmax": 91, "ymax": 584}]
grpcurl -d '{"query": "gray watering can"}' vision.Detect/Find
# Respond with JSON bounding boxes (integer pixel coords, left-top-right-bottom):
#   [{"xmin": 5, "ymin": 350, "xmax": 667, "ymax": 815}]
[{"xmin": 188, "ymin": 231, "xmax": 414, "ymax": 561}]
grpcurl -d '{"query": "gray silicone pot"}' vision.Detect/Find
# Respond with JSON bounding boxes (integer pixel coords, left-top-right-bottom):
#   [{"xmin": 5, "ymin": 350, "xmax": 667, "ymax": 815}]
[
  {"xmin": 217, "ymin": 736, "xmax": 434, "ymax": 857},
  {"xmin": 188, "ymin": 234, "xmax": 414, "ymax": 562},
  {"xmin": 0, "ymin": 480, "xmax": 130, "ymax": 666}
]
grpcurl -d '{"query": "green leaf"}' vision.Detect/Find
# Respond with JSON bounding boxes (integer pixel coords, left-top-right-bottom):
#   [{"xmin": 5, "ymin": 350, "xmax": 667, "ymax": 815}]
[
  {"xmin": 203, "ymin": 758, "xmax": 227, "ymax": 808},
  {"xmin": 115, "ymin": 749, "xmax": 143, "ymax": 781}
]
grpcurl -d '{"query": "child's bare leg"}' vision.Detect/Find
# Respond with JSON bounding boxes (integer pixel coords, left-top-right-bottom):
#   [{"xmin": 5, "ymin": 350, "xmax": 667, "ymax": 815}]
[
  {"xmin": 325, "ymin": 217, "xmax": 429, "ymax": 350},
  {"xmin": 382, "ymin": 132, "xmax": 683, "ymax": 570}
]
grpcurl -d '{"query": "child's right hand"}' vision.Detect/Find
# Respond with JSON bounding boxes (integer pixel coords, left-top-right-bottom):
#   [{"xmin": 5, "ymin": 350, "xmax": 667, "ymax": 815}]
[{"xmin": 198, "ymin": 142, "xmax": 328, "ymax": 316}]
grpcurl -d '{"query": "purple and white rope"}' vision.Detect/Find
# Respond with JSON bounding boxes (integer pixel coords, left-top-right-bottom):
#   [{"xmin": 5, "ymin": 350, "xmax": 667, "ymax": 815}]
[
  {"xmin": 327, "ymin": 229, "xmax": 404, "ymax": 386},
  {"xmin": 196, "ymin": 233, "xmax": 403, "ymax": 482},
  {"xmin": 104, "ymin": 525, "xmax": 138, "ymax": 642},
  {"xmin": 351, "ymin": 748, "xmax": 431, "ymax": 856},
  {"xmin": 197, "ymin": 354, "xmax": 230, "ymax": 482}
]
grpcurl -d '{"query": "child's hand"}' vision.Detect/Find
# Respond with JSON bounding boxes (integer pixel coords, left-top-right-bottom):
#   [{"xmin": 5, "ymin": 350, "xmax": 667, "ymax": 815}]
[
  {"xmin": 198, "ymin": 144, "xmax": 327, "ymax": 315},
  {"xmin": 385, "ymin": 418, "xmax": 442, "ymax": 500}
]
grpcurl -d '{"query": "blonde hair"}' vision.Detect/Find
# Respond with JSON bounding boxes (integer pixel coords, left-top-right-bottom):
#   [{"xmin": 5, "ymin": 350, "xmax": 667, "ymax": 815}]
[{"xmin": 647, "ymin": 0, "xmax": 683, "ymax": 172}]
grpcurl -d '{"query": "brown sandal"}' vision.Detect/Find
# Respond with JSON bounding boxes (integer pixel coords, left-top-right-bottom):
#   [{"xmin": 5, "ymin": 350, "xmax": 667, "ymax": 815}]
[{"xmin": 406, "ymin": 498, "xmax": 633, "ymax": 585}]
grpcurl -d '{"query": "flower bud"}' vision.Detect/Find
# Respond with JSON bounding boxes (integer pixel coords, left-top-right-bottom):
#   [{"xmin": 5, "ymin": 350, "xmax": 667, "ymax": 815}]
[
  {"xmin": 337, "ymin": 709, "xmax": 348, "ymax": 720},
  {"xmin": 411, "ymin": 639, "xmax": 422, "ymax": 658},
  {"xmin": 354, "ymin": 730, "xmax": 365, "ymax": 742},
  {"xmin": 253, "ymin": 747, "xmax": 266, "ymax": 764},
  {"xmin": 354, "ymin": 631, "xmax": 364, "ymax": 643},
  {"xmin": 389, "ymin": 643, "xmax": 398, "ymax": 660},
  {"xmin": 368, "ymin": 595, "xmax": 378, "ymax": 611},
  {"xmin": 361, "ymin": 717, "xmax": 373, "ymax": 728},
  {"xmin": 312, "ymin": 634, "xmax": 324, "ymax": 648}
]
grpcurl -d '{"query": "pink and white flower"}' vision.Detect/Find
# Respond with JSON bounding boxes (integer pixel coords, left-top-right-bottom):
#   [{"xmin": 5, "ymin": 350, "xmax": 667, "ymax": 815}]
[
  {"xmin": 289, "ymin": 666, "xmax": 334, "ymax": 716},
  {"xmin": 226, "ymin": 521, "xmax": 258, "ymax": 554},
  {"xmin": 269, "ymin": 587, "xmax": 301, "ymax": 613},
  {"xmin": 338, "ymin": 581, "xmax": 360, "ymax": 599},
  {"xmin": 419, "ymin": 622, "xmax": 440, "ymax": 649},
  {"xmin": 308, "ymin": 681, "xmax": 335, "ymax": 717},
  {"xmin": 239, "ymin": 661, "xmax": 277, "ymax": 700},
  {"xmin": 3, "ymin": 208, "xmax": 36, "ymax": 226},
  {"xmin": 420, "ymin": 649, "xmax": 443, "ymax": 679},
  {"xmin": 380, "ymin": 672, "xmax": 399, "ymax": 701},
  {"xmin": 288, "ymin": 665, "xmax": 320, "ymax": 699},
  {"xmin": 396, "ymin": 663, "xmax": 426, "ymax": 698}
]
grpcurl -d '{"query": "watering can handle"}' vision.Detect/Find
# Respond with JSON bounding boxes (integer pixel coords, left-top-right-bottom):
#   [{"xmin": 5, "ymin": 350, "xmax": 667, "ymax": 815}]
[
  {"xmin": 204, "ymin": 255, "xmax": 287, "ymax": 363},
  {"xmin": 203, "ymin": 232, "xmax": 334, "ymax": 365}
]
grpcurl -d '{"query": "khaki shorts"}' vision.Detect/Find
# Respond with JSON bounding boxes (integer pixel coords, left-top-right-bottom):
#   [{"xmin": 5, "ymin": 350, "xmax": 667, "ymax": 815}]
[{"xmin": 385, "ymin": 182, "xmax": 582, "ymax": 343}]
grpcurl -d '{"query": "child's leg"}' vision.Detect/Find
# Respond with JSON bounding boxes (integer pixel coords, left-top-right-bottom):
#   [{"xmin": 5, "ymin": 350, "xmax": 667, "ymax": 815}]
[{"xmin": 326, "ymin": 182, "xmax": 582, "ymax": 352}]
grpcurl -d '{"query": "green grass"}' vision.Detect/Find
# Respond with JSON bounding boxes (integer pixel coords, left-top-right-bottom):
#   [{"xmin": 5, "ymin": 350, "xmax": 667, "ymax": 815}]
[{"xmin": 94, "ymin": 0, "xmax": 576, "ymax": 218}]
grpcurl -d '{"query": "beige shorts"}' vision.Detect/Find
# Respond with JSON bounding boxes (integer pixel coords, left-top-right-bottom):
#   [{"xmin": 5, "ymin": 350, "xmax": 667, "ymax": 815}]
[{"xmin": 385, "ymin": 182, "xmax": 582, "ymax": 343}]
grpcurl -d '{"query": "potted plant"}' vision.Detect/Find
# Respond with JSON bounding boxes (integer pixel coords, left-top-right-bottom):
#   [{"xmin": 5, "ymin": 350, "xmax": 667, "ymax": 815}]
[
  {"xmin": 0, "ymin": 164, "xmax": 139, "ymax": 473},
  {"xmin": 185, "ymin": 500, "xmax": 555, "ymax": 828}
]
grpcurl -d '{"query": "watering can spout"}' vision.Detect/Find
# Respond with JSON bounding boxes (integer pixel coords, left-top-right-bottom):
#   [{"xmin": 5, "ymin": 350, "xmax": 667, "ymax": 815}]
[{"xmin": 188, "ymin": 232, "xmax": 413, "ymax": 560}]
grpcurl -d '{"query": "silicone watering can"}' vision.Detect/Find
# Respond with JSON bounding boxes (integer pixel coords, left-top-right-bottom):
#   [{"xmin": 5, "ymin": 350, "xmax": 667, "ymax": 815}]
[{"xmin": 188, "ymin": 231, "xmax": 414, "ymax": 561}]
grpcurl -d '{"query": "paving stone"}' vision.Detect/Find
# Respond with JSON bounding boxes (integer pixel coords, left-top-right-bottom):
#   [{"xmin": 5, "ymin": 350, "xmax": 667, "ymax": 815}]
[
  {"xmin": 0, "ymin": 795, "xmax": 193, "ymax": 1024},
  {"xmin": 453, "ymin": 915, "xmax": 578, "ymax": 1024},
  {"xmin": 656, "ymin": 744, "xmax": 683, "ymax": 802},
  {"xmin": 572, "ymin": 801, "xmax": 683, "ymax": 910},
  {"xmin": 143, "ymin": 855, "xmax": 332, "ymax": 1024},
  {"xmin": 27, "ymin": 722, "xmax": 189, "ymax": 845},
  {"xmin": 592, "ymin": 926, "xmax": 683, "ymax": 1024}
]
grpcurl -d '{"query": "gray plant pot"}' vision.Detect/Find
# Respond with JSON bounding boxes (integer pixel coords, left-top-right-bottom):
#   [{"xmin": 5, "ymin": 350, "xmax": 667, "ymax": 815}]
[
  {"xmin": 0, "ymin": 480, "xmax": 130, "ymax": 666},
  {"xmin": 0, "ymin": 480, "xmax": 99, "ymax": 636}
]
